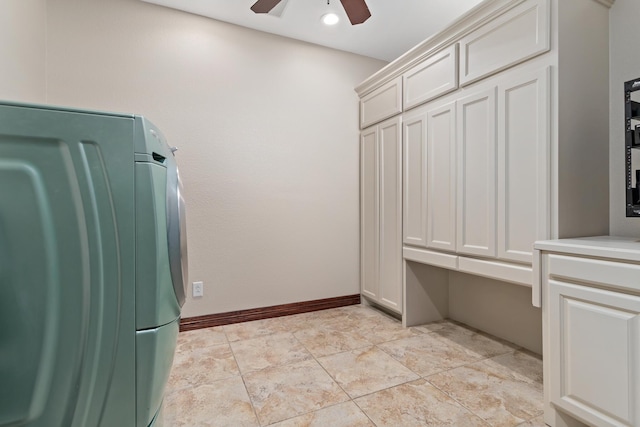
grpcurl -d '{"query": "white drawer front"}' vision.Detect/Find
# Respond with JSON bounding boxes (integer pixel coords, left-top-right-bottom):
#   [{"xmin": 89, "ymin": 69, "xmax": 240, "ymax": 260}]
[
  {"xmin": 360, "ymin": 77, "xmax": 402, "ymax": 129},
  {"xmin": 403, "ymin": 45, "xmax": 458, "ymax": 111},
  {"xmin": 457, "ymin": 256, "xmax": 532, "ymax": 287},
  {"xmin": 403, "ymin": 247, "xmax": 458, "ymax": 270},
  {"xmin": 548, "ymin": 254, "xmax": 640, "ymax": 294},
  {"xmin": 459, "ymin": 0, "xmax": 550, "ymax": 86}
]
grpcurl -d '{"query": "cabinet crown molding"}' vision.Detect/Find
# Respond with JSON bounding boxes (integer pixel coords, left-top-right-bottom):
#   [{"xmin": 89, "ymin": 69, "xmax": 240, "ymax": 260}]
[
  {"xmin": 355, "ymin": 0, "xmax": 525, "ymax": 97},
  {"xmin": 355, "ymin": 0, "xmax": 613, "ymax": 97}
]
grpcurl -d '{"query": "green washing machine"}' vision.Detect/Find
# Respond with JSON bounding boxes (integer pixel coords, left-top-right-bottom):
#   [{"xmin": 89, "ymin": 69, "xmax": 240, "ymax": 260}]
[{"xmin": 0, "ymin": 101, "xmax": 188, "ymax": 427}]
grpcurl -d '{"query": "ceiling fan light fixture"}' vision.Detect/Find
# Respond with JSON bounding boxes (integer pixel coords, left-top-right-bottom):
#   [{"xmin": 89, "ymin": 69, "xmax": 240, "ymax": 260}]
[{"xmin": 321, "ymin": 12, "xmax": 340, "ymax": 26}]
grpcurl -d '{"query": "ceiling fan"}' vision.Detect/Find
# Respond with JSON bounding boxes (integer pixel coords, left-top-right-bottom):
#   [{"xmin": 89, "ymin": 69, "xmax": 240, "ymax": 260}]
[{"xmin": 250, "ymin": 0, "xmax": 371, "ymax": 25}]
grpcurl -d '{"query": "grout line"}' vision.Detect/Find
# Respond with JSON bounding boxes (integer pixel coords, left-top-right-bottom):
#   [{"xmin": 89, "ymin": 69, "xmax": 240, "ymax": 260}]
[
  {"xmin": 351, "ymin": 397, "xmax": 379, "ymax": 426},
  {"xmin": 238, "ymin": 373, "xmax": 262, "ymax": 426},
  {"xmin": 224, "ymin": 333, "xmax": 262, "ymax": 425},
  {"xmin": 426, "ymin": 379, "xmax": 494, "ymax": 427}
]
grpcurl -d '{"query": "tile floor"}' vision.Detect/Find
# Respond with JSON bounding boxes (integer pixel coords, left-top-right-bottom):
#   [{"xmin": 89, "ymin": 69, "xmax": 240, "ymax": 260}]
[{"xmin": 163, "ymin": 304, "xmax": 544, "ymax": 427}]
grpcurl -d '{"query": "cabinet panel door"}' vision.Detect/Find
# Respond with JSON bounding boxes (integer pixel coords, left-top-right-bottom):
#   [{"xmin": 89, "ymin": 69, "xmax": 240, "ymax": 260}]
[
  {"xmin": 403, "ymin": 44, "xmax": 458, "ymax": 110},
  {"xmin": 402, "ymin": 109, "xmax": 427, "ymax": 248},
  {"xmin": 456, "ymin": 88, "xmax": 497, "ymax": 257},
  {"xmin": 379, "ymin": 117, "xmax": 403, "ymax": 313},
  {"xmin": 549, "ymin": 280, "xmax": 640, "ymax": 427},
  {"xmin": 360, "ymin": 77, "xmax": 403, "ymax": 129},
  {"xmin": 459, "ymin": 0, "xmax": 550, "ymax": 85},
  {"xmin": 360, "ymin": 127, "xmax": 378, "ymax": 300},
  {"xmin": 427, "ymin": 101, "xmax": 456, "ymax": 252},
  {"xmin": 497, "ymin": 67, "xmax": 550, "ymax": 264}
]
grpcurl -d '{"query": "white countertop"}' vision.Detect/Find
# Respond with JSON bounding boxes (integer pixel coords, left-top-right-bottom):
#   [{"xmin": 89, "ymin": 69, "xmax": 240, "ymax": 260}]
[{"xmin": 534, "ymin": 236, "xmax": 640, "ymax": 263}]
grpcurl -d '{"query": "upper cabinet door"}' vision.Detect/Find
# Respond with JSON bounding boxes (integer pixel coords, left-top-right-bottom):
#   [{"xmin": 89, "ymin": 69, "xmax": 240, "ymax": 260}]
[
  {"xmin": 360, "ymin": 77, "xmax": 402, "ymax": 129},
  {"xmin": 456, "ymin": 88, "xmax": 497, "ymax": 258},
  {"xmin": 497, "ymin": 67, "xmax": 550, "ymax": 264},
  {"xmin": 402, "ymin": 108, "xmax": 428, "ymax": 248},
  {"xmin": 360, "ymin": 127, "xmax": 379, "ymax": 300},
  {"xmin": 427, "ymin": 101, "xmax": 457, "ymax": 252},
  {"xmin": 378, "ymin": 116, "xmax": 403, "ymax": 313},
  {"xmin": 403, "ymin": 45, "xmax": 458, "ymax": 111},
  {"xmin": 459, "ymin": 0, "xmax": 550, "ymax": 86}
]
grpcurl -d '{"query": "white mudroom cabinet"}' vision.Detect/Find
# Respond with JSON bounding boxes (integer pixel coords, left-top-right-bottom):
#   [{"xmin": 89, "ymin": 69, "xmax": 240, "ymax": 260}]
[{"xmin": 357, "ymin": 0, "xmax": 611, "ymax": 329}]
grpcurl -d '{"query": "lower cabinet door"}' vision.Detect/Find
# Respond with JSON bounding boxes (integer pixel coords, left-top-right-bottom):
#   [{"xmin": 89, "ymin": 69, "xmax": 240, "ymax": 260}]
[
  {"xmin": 360, "ymin": 127, "xmax": 379, "ymax": 301},
  {"xmin": 378, "ymin": 117, "xmax": 402, "ymax": 313},
  {"xmin": 549, "ymin": 280, "xmax": 640, "ymax": 427}
]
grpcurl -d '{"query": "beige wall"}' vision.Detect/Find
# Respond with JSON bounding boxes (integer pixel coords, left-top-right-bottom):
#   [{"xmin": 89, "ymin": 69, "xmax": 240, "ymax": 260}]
[
  {"xmin": 610, "ymin": 0, "xmax": 640, "ymax": 237},
  {"xmin": 448, "ymin": 273, "xmax": 542, "ymax": 354},
  {"xmin": 45, "ymin": 0, "xmax": 385, "ymax": 317},
  {"xmin": 0, "ymin": 0, "xmax": 47, "ymax": 102}
]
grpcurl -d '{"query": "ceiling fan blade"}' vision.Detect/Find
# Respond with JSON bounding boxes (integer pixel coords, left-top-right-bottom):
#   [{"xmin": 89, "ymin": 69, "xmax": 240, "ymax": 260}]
[
  {"xmin": 250, "ymin": 0, "xmax": 283, "ymax": 14},
  {"xmin": 340, "ymin": 0, "xmax": 371, "ymax": 25}
]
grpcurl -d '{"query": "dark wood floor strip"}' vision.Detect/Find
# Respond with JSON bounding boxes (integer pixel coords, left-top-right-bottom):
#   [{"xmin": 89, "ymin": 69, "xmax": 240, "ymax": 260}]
[{"xmin": 179, "ymin": 294, "xmax": 361, "ymax": 332}]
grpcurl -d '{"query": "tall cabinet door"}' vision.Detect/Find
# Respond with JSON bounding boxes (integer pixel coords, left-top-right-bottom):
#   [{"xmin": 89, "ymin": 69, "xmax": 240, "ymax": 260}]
[
  {"xmin": 378, "ymin": 117, "xmax": 403, "ymax": 312},
  {"xmin": 497, "ymin": 67, "xmax": 550, "ymax": 264},
  {"xmin": 456, "ymin": 88, "xmax": 497, "ymax": 257},
  {"xmin": 427, "ymin": 101, "xmax": 456, "ymax": 252},
  {"xmin": 360, "ymin": 127, "xmax": 379, "ymax": 301},
  {"xmin": 402, "ymin": 109, "xmax": 428, "ymax": 248}
]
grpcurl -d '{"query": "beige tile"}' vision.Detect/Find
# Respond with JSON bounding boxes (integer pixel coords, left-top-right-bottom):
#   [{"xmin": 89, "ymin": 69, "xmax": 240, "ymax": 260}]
[
  {"xmin": 428, "ymin": 351, "xmax": 544, "ymax": 427},
  {"xmin": 413, "ymin": 319, "xmax": 458, "ymax": 334},
  {"xmin": 275, "ymin": 308, "xmax": 354, "ymax": 332},
  {"xmin": 269, "ymin": 401, "xmax": 374, "ymax": 427},
  {"xmin": 429, "ymin": 322, "xmax": 517, "ymax": 358},
  {"xmin": 176, "ymin": 326, "xmax": 227, "ymax": 352},
  {"xmin": 275, "ymin": 312, "xmax": 326, "ymax": 332},
  {"xmin": 378, "ymin": 333, "xmax": 484, "ymax": 377},
  {"xmin": 317, "ymin": 346, "xmax": 419, "ymax": 398},
  {"xmin": 230, "ymin": 332, "xmax": 312, "ymax": 374},
  {"xmin": 333, "ymin": 304, "xmax": 392, "ymax": 322},
  {"xmin": 355, "ymin": 379, "xmax": 488, "ymax": 427},
  {"xmin": 345, "ymin": 315, "xmax": 423, "ymax": 344},
  {"xmin": 243, "ymin": 359, "xmax": 349, "ymax": 426},
  {"xmin": 293, "ymin": 327, "xmax": 372, "ymax": 358},
  {"xmin": 167, "ymin": 343, "xmax": 240, "ymax": 392},
  {"xmin": 310, "ymin": 304, "xmax": 379, "ymax": 319},
  {"xmin": 489, "ymin": 350, "xmax": 543, "ymax": 385},
  {"xmin": 165, "ymin": 309, "xmax": 544, "ymax": 427},
  {"xmin": 378, "ymin": 323, "xmax": 513, "ymax": 377},
  {"xmin": 516, "ymin": 415, "xmax": 546, "ymax": 426},
  {"xmin": 163, "ymin": 377, "xmax": 258, "ymax": 427},
  {"xmin": 281, "ymin": 305, "xmax": 382, "ymax": 333},
  {"xmin": 223, "ymin": 316, "xmax": 292, "ymax": 342},
  {"xmin": 239, "ymin": 305, "xmax": 385, "ymax": 338},
  {"xmin": 302, "ymin": 306, "xmax": 370, "ymax": 322}
]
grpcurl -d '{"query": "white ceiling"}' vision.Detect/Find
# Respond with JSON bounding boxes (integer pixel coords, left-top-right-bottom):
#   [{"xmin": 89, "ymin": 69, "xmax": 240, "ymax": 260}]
[{"xmin": 140, "ymin": 0, "xmax": 484, "ymax": 62}]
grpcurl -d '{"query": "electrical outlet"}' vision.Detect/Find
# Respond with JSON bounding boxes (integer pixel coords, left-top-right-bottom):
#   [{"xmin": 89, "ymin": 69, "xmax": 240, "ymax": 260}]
[{"xmin": 192, "ymin": 281, "xmax": 204, "ymax": 298}]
